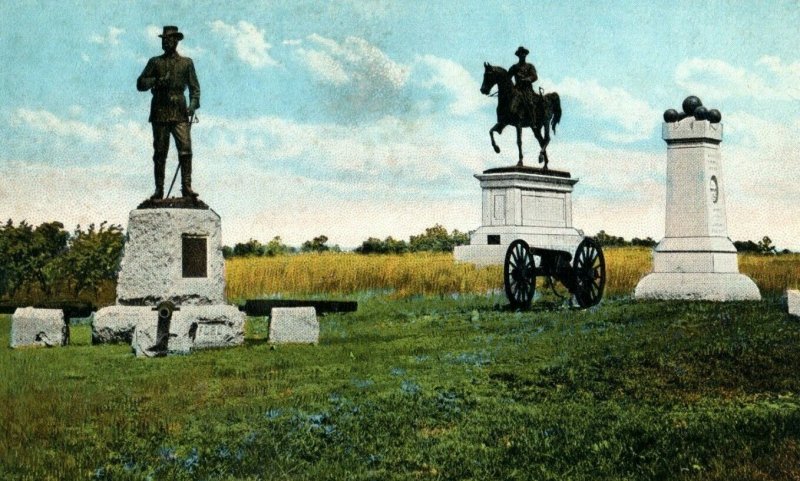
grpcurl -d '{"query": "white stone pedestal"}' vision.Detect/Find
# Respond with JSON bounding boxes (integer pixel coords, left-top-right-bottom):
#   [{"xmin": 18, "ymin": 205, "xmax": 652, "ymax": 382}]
[
  {"xmin": 635, "ymin": 118, "xmax": 760, "ymax": 301},
  {"xmin": 116, "ymin": 207, "xmax": 225, "ymax": 305},
  {"xmin": 454, "ymin": 166, "xmax": 584, "ymax": 266}
]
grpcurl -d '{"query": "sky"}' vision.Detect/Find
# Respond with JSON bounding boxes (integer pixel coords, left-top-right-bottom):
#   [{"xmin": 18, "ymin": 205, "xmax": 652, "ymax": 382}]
[{"xmin": 1, "ymin": 0, "xmax": 799, "ymax": 249}]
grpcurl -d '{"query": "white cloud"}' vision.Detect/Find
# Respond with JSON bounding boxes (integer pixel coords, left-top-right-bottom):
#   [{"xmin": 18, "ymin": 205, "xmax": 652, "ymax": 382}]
[
  {"xmin": 675, "ymin": 57, "xmax": 800, "ymax": 101},
  {"xmin": 550, "ymin": 77, "xmax": 661, "ymax": 143},
  {"xmin": 13, "ymin": 108, "xmax": 102, "ymax": 143},
  {"xmin": 6, "ymin": 105, "xmax": 800, "ymax": 250},
  {"xmin": 209, "ymin": 20, "xmax": 277, "ymax": 68},
  {"xmin": 282, "ymin": 39, "xmax": 303, "ymax": 46},
  {"xmin": 415, "ymin": 55, "xmax": 492, "ymax": 116},
  {"xmin": 90, "ymin": 26, "xmax": 124, "ymax": 45},
  {"xmin": 297, "ymin": 34, "xmax": 409, "ymax": 89}
]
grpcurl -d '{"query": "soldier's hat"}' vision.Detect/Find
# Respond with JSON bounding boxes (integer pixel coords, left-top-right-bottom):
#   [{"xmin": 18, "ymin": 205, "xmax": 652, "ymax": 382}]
[
  {"xmin": 158, "ymin": 26, "xmax": 184, "ymax": 40},
  {"xmin": 515, "ymin": 46, "xmax": 530, "ymax": 57}
]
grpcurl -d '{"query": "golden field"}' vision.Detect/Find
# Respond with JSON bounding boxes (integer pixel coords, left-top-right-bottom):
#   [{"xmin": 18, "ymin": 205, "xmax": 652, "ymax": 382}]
[{"xmin": 225, "ymin": 247, "xmax": 800, "ymax": 300}]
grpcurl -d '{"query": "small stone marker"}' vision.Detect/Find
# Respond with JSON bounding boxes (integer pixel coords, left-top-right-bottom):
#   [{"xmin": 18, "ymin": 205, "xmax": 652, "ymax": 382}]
[
  {"xmin": 785, "ymin": 290, "xmax": 800, "ymax": 317},
  {"xmin": 10, "ymin": 307, "xmax": 68, "ymax": 348},
  {"xmin": 269, "ymin": 307, "xmax": 319, "ymax": 344}
]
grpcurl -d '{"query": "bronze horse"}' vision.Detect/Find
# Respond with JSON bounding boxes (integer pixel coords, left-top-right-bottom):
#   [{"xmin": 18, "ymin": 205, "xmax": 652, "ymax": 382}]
[{"xmin": 481, "ymin": 63, "xmax": 561, "ymax": 168}]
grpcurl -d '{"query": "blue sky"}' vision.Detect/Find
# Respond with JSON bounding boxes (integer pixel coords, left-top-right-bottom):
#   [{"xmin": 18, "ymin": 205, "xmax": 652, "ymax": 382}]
[{"xmin": 2, "ymin": 0, "xmax": 799, "ymax": 248}]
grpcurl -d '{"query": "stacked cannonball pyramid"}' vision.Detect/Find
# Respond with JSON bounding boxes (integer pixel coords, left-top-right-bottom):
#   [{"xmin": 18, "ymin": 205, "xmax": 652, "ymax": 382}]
[{"xmin": 663, "ymin": 95, "xmax": 721, "ymax": 123}]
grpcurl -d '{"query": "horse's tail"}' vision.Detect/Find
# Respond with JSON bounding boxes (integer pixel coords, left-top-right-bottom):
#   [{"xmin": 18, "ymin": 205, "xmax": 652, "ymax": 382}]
[{"xmin": 549, "ymin": 93, "xmax": 562, "ymax": 134}]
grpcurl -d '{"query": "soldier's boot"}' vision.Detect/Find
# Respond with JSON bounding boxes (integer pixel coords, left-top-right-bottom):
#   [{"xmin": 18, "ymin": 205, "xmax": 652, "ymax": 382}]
[
  {"xmin": 179, "ymin": 154, "xmax": 199, "ymax": 198},
  {"xmin": 150, "ymin": 156, "xmax": 165, "ymax": 200}
]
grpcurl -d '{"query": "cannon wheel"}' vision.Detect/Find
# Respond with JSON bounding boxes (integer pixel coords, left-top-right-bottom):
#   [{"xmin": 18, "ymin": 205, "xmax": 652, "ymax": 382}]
[
  {"xmin": 572, "ymin": 237, "xmax": 606, "ymax": 308},
  {"xmin": 504, "ymin": 239, "xmax": 536, "ymax": 308}
]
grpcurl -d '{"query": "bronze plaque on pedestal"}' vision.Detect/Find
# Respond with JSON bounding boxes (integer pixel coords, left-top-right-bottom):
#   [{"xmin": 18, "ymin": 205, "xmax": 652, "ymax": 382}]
[{"xmin": 182, "ymin": 235, "xmax": 207, "ymax": 278}]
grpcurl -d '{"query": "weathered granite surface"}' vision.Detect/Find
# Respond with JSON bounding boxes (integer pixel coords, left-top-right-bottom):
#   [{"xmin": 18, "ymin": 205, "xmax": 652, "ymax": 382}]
[
  {"xmin": 269, "ymin": 307, "xmax": 319, "ymax": 344},
  {"xmin": 10, "ymin": 307, "xmax": 68, "ymax": 348},
  {"xmin": 92, "ymin": 306, "xmax": 153, "ymax": 344},
  {"xmin": 131, "ymin": 305, "xmax": 245, "ymax": 357},
  {"xmin": 116, "ymin": 207, "xmax": 225, "ymax": 306}
]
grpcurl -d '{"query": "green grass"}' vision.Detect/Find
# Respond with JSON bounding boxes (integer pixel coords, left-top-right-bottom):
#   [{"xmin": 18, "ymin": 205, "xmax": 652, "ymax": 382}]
[{"xmin": 2, "ymin": 295, "xmax": 800, "ymax": 480}]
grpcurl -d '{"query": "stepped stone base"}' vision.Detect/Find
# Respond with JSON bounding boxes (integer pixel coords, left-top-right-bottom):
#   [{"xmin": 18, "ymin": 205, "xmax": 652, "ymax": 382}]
[
  {"xmin": 131, "ymin": 305, "xmax": 245, "ymax": 357},
  {"xmin": 635, "ymin": 273, "xmax": 761, "ymax": 301}
]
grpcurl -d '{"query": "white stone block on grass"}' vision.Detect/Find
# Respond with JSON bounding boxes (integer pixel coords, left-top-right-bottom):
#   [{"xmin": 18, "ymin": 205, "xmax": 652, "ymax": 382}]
[
  {"xmin": 131, "ymin": 304, "xmax": 245, "ymax": 357},
  {"xmin": 786, "ymin": 290, "xmax": 800, "ymax": 317},
  {"xmin": 92, "ymin": 306, "xmax": 153, "ymax": 344},
  {"xmin": 269, "ymin": 307, "xmax": 319, "ymax": 344},
  {"xmin": 10, "ymin": 307, "xmax": 68, "ymax": 348}
]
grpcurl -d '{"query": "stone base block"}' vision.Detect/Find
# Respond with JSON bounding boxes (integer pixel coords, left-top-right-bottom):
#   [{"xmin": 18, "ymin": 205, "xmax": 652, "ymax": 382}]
[
  {"xmin": 269, "ymin": 307, "xmax": 318, "ymax": 344},
  {"xmin": 635, "ymin": 273, "xmax": 761, "ymax": 301},
  {"xmin": 11, "ymin": 307, "xmax": 68, "ymax": 348},
  {"xmin": 785, "ymin": 290, "xmax": 800, "ymax": 317},
  {"xmin": 116, "ymin": 207, "xmax": 225, "ymax": 306},
  {"xmin": 653, "ymin": 251, "xmax": 739, "ymax": 273},
  {"xmin": 454, "ymin": 226, "xmax": 584, "ymax": 266},
  {"xmin": 131, "ymin": 305, "xmax": 245, "ymax": 357},
  {"xmin": 92, "ymin": 306, "xmax": 153, "ymax": 344}
]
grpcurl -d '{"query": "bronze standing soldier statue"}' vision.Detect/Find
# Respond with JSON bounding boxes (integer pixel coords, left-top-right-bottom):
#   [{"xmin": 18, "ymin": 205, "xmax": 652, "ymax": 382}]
[{"xmin": 137, "ymin": 26, "xmax": 200, "ymax": 200}]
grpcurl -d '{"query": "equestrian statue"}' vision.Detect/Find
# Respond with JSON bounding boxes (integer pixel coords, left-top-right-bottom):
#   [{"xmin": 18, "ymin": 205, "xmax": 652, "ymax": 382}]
[{"xmin": 481, "ymin": 46, "xmax": 561, "ymax": 169}]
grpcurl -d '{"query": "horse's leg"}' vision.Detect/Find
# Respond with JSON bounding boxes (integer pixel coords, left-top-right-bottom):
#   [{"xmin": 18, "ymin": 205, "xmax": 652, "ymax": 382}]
[
  {"xmin": 540, "ymin": 114, "xmax": 551, "ymax": 169},
  {"xmin": 531, "ymin": 125, "xmax": 545, "ymax": 165},
  {"xmin": 490, "ymin": 123, "xmax": 505, "ymax": 154},
  {"xmin": 516, "ymin": 125, "xmax": 524, "ymax": 166}
]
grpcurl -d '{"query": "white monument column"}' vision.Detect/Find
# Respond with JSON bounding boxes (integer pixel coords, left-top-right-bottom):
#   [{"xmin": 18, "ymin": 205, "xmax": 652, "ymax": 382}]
[{"xmin": 635, "ymin": 98, "xmax": 760, "ymax": 301}]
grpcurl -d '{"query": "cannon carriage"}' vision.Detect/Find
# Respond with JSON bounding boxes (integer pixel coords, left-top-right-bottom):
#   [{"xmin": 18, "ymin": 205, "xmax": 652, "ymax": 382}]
[{"xmin": 503, "ymin": 237, "xmax": 605, "ymax": 309}]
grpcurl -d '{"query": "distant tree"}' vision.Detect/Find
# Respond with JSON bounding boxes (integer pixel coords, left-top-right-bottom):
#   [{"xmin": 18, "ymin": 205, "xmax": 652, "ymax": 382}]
[
  {"xmin": 595, "ymin": 230, "xmax": 626, "ymax": 247},
  {"xmin": 263, "ymin": 236, "xmax": 294, "ymax": 256},
  {"xmin": 630, "ymin": 236, "xmax": 657, "ymax": 248},
  {"xmin": 301, "ymin": 235, "xmax": 340, "ymax": 253},
  {"xmin": 734, "ymin": 237, "xmax": 778, "ymax": 254},
  {"xmin": 61, "ymin": 222, "xmax": 124, "ymax": 297},
  {"xmin": 232, "ymin": 238, "xmax": 264, "ymax": 257},
  {"xmin": 0, "ymin": 220, "xmax": 69, "ymax": 297},
  {"xmin": 758, "ymin": 236, "xmax": 777, "ymax": 255},
  {"xmin": 356, "ymin": 236, "xmax": 409, "ymax": 254},
  {"xmin": 409, "ymin": 224, "xmax": 469, "ymax": 253}
]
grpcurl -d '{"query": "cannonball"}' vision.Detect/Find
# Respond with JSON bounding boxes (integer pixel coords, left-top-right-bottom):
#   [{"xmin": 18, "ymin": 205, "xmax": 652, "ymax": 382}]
[
  {"xmin": 707, "ymin": 108, "xmax": 722, "ymax": 123},
  {"xmin": 663, "ymin": 108, "xmax": 680, "ymax": 122},
  {"xmin": 682, "ymin": 95, "xmax": 703, "ymax": 115},
  {"xmin": 693, "ymin": 106, "xmax": 709, "ymax": 120}
]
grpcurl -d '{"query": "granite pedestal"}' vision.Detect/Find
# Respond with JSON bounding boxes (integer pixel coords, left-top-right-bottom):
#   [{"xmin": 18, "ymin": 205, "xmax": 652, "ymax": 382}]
[
  {"xmin": 93, "ymin": 200, "xmax": 244, "ymax": 355},
  {"xmin": 635, "ymin": 118, "xmax": 760, "ymax": 301},
  {"xmin": 454, "ymin": 166, "xmax": 584, "ymax": 266}
]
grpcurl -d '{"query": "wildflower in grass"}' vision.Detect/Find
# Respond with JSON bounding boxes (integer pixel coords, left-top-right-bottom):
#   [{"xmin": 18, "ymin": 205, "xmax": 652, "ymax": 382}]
[
  {"xmin": 351, "ymin": 378, "xmax": 374, "ymax": 389},
  {"xmin": 264, "ymin": 408, "xmax": 282, "ymax": 420},
  {"xmin": 401, "ymin": 380, "xmax": 421, "ymax": 395},
  {"xmin": 390, "ymin": 367, "xmax": 406, "ymax": 376},
  {"xmin": 414, "ymin": 354, "xmax": 430, "ymax": 363},
  {"xmin": 182, "ymin": 448, "xmax": 199, "ymax": 473},
  {"xmin": 216, "ymin": 444, "xmax": 231, "ymax": 459},
  {"xmin": 158, "ymin": 446, "xmax": 177, "ymax": 462}
]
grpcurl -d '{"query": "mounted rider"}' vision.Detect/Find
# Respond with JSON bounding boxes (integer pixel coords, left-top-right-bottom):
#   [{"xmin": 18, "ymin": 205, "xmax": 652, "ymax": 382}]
[{"xmin": 508, "ymin": 46, "xmax": 538, "ymax": 122}]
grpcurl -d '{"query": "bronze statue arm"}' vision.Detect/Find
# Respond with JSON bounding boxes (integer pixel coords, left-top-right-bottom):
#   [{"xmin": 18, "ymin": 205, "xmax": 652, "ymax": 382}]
[
  {"xmin": 137, "ymin": 59, "xmax": 159, "ymax": 92},
  {"xmin": 187, "ymin": 60, "xmax": 200, "ymax": 112}
]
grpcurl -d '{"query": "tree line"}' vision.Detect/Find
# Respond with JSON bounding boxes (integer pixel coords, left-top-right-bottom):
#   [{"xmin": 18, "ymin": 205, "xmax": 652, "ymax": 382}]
[
  {"xmin": 223, "ymin": 224, "xmax": 470, "ymax": 258},
  {"xmin": 0, "ymin": 220, "xmax": 124, "ymax": 302}
]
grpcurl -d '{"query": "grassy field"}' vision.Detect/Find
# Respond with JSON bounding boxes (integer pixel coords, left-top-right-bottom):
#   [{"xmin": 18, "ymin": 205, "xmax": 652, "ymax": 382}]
[
  {"xmin": 225, "ymin": 248, "xmax": 800, "ymax": 300},
  {"xmin": 2, "ymin": 294, "xmax": 800, "ymax": 480},
  {"xmin": 2, "ymin": 249, "xmax": 800, "ymax": 479}
]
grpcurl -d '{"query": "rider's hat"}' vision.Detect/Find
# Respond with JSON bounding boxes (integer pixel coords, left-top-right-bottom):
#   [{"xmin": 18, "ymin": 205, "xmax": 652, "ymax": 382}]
[
  {"xmin": 515, "ymin": 46, "xmax": 530, "ymax": 57},
  {"xmin": 158, "ymin": 26, "xmax": 184, "ymax": 40}
]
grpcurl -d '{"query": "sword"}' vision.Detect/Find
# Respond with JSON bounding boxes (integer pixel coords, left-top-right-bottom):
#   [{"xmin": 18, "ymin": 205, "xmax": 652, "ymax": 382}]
[{"xmin": 165, "ymin": 112, "xmax": 197, "ymax": 198}]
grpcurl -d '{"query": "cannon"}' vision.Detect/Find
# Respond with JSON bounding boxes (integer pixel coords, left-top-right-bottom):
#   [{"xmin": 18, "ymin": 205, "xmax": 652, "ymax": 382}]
[{"xmin": 503, "ymin": 237, "xmax": 606, "ymax": 309}]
